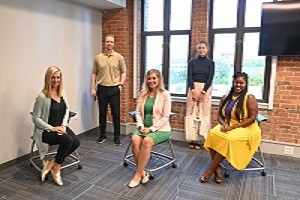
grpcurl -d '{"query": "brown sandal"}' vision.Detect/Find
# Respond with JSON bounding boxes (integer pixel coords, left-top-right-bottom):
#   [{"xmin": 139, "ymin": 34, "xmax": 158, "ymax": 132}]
[
  {"xmin": 194, "ymin": 143, "xmax": 201, "ymax": 150},
  {"xmin": 188, "ymin": 143, "xmax": 195, "ymax": 149},
  {"xmin": 215, "ymin": 166, "xmax": 223, "ymax": 184},
  {"xmin": 199, "ymin": 176, "xmax": 210, "ymax": 183},
  {"xmin": 199, "ymin": 169, "xmax": 214, "ymax": 183}
]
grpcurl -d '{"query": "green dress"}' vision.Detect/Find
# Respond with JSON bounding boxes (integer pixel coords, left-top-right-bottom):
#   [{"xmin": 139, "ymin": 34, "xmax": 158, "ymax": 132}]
[{"xmin": 133, "ymin": 97, "xmax": 171, "ymax": 144}]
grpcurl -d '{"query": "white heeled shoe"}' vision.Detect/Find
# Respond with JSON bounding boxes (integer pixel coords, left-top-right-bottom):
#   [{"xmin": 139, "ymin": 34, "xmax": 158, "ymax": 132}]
[
  {"xmin": 141, "ymin": 172, "xmax": 150, "ymax": 184},
  {"xmin": 41, "ymin": 160, "xmax": 51, "ymax": 181},
  {"xmin": 51, "ymin": 170, "xmax": 63, "ymax": 186}
]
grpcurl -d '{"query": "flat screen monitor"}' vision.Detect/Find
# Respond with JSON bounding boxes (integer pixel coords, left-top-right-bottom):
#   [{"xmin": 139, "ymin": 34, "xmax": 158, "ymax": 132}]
[{"xmin": 259, "ymin": 1, "xmax": 300, "ymax": 56}]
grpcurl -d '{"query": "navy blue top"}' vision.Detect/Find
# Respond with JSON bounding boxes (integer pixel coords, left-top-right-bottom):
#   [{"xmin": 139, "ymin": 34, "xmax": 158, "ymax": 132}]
[{"xmin": 187, "ymin": 56, "xmax": 215, "ymax": 91}]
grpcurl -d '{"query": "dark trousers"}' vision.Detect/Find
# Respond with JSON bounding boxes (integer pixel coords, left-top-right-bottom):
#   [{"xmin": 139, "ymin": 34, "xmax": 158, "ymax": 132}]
[
  {"xmin": 42, "ymin": 127, "xmax": 80, "ymax": 164},
  {"xmin": 97, "ymin": 84, "xmax": 120, "ymax": 140}
]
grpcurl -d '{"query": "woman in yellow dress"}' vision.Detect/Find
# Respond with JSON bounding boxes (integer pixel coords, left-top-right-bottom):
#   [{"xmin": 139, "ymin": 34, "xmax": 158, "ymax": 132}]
[{"xmin": 200, "ymin": 72, "xmax": 261, "ymax": 183}]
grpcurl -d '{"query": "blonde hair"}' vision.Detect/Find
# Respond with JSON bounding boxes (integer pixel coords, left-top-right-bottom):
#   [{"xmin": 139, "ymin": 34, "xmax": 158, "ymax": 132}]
[
  {"xmin": 42, "ymin": 66, "xmax": 63, "ymax": 98},
  {"xmin": 141, "ymin": 69, "xmax": 165, "ymax": 98},
  {"xmin": 105, "ymin": 34, "xmax": 115, "ymax": 41},
  {"xmin": 105, "ymin": 34, "xmax": 114, "ymax": 38}
]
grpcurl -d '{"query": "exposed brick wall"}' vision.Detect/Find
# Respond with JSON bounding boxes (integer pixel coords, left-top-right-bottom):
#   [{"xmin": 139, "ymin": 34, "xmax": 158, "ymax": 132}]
[
  {"xmin": 267, "ymin": 56, "xmax": 300, "ymax": 143},
  {"xmin": 102, "ymin": 0, "xmax": 300, "ymax": 145},
  {"xmin": 191, "ymin": 0, "xmax": 210, "ymax": 54},
  {"xmin": 102, "ymin": 0, "xmax": 135, "ymax": 123}
]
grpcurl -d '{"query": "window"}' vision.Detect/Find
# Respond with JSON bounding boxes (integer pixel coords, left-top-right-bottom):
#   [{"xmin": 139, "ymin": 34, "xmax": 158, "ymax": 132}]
[
  {"xmin": 209, "ymin": 0, "xmax": 273, "ymax": 102},
  {"xmin": 141, "ymin": 0, "xmax": 192, "ymax": 96}
]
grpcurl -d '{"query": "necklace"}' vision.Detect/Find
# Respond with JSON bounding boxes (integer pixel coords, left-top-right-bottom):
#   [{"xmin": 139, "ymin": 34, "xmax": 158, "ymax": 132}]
[{"xmin": 232, "ymin": 95, "xmax": 240, "ymax": 100}]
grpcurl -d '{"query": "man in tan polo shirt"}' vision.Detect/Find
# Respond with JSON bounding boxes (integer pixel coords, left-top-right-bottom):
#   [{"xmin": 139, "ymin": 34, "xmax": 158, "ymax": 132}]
[{"xmin": 90, "ymin": 34, "xmax": 126, "ymax": 146}]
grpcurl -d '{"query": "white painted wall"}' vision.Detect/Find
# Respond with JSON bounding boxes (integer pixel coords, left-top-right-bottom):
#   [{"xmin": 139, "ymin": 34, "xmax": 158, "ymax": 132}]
[{"xmin": 0, "ymin": 0, "xmax": 101, "ymax": 165}]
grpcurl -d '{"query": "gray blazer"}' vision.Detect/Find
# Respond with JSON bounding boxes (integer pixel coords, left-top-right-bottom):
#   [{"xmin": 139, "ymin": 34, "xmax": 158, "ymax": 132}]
[{"xmin": 32, "ymin": 91, "xmax": 69, "ymax": 159}]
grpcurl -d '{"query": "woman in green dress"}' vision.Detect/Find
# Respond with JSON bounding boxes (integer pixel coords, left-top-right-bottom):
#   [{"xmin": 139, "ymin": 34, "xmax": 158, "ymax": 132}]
[{"xmin": 128, "ymin": 69, "xmax": 172, "ymax": 188}]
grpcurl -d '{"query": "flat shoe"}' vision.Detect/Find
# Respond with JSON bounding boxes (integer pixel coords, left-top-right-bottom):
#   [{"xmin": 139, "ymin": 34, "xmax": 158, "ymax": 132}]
[
  {"xmin": 194, "ymin": 143, "xmax": 201, "ymax": 150},
  {"xmin": 41, "ymin": 160, "xmax": 51, "ymax": 181},
  {"xmin": 188, "ymin": 143, "xmax": 195, "ymax": 149},
  {"xmin": 141, "ymin": 172, "xmax": 150, "ymax": 184},
  {"xmin": 128, "ymin": 179, "xmax": 141, "ymax": 188}
]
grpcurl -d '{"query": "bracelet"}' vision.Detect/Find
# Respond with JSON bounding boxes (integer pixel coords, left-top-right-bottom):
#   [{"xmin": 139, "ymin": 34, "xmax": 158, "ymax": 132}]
[{"xmin": 119, "ymin": 84, "xmax": 123, "ymax": 87}]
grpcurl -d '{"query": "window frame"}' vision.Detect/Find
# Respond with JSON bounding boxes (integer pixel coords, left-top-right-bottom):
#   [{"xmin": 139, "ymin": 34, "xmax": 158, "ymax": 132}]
[
  {"xmin": 208, "ymin": 0, "xmax": 272, "ymax": 103},
  {"xmin": 141, "ymin": 0, "xmax": 192, "ymax": 97}
]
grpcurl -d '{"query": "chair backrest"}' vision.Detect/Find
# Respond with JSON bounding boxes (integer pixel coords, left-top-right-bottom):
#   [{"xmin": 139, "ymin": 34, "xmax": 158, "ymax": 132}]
[{"xmin": 257, "ymin": 114, "xmax": 268, "ymax": 126}]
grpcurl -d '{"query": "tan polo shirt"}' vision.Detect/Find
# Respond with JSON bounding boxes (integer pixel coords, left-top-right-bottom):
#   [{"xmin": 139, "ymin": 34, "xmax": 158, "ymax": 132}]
[{"xmin": 92, "ymin": 50, "xmax": 126, "ymax": 86}]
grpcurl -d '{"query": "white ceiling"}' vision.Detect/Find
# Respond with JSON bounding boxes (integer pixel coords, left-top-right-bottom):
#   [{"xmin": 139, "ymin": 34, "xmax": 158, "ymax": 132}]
[{"xmin": 61, "ymin": 0, "xmax": 126, "ymax": 10}]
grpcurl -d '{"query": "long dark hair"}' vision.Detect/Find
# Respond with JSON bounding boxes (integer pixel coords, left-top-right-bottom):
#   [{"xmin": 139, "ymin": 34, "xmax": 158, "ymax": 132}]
[{"xmin": 218, "ymin": 72, "xmax": 249, "ymax": 122}]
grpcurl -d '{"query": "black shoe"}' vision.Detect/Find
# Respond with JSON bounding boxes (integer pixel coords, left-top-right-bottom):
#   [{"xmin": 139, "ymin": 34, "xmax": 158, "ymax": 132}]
[
  {"xmin": 97, "ymin": 135, "xmax": 106, "ymax": 144},
  {"xmin": 114, "ymin": 139, "xmax": 121, "ymax": 146}
]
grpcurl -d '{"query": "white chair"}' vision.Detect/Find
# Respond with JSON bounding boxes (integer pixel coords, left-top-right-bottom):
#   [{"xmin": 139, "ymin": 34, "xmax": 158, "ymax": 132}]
[{"xmin": 123, "ymin": 111, "xmax": 177, "ymax": 178}]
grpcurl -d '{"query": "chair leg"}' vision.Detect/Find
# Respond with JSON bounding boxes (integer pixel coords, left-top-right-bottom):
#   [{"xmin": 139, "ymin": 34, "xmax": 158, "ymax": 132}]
[
  {"xmin": 168, "ymin": 140, "xmax": 177, "ymax": 168},
  {"xmin": 123, "ymin": 139, "xmax": 136, "ymax": 167},
  {"xmin": 257, "ymin": 146, "xmax": 267, "ymax": 176},
  {"xmin": 29, "ymin": 140, "xmax": 35, "ymax": 167},
  {"xmin": 73, "ymin": 150, "xmax": 82, "ymax": 169},
  {"xmin": 221, "ymin": 145, "xmax": 266, "ymax": 177},
  {"xmin": 123, "ymin": 140, "xmax": 132, "ymax": 160}
]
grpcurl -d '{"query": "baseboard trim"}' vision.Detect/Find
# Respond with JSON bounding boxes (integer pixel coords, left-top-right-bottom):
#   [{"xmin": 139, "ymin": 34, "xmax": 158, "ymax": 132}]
[{"xmin": 0, "ymin": 154, "xmax": 31, "ymax": 171}]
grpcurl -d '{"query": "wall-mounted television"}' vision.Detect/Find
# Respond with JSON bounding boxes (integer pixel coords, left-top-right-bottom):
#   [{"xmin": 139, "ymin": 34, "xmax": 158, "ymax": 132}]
[{"xmin": 259, "ymin": 1, "xmax": 300, "ymax": 56}]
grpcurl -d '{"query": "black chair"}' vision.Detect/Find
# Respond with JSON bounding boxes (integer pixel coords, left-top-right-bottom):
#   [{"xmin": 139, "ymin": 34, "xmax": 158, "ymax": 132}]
[
  {"xmin": 222, "ymin": 114, "xmax": 268, "ymax": 177},
  {"xmin": 123, "ymin": 111, "xmax": 177, "ymax": 178},
  {"xmin": 29, "ymin": 111, "xmax": 82, "ymax": 173}
]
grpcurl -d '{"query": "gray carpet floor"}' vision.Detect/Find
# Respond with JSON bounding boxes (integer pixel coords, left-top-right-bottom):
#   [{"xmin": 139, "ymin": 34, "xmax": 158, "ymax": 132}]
[{"xmin": 1, "ymin": 132, "xmax": 300, "ymax": 200}]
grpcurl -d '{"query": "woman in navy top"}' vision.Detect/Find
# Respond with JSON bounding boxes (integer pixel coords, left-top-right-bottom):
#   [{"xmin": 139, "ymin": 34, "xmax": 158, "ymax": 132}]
[{"xmin": 185, "ymin": 41, "xmax": 215, "ymax": 149}]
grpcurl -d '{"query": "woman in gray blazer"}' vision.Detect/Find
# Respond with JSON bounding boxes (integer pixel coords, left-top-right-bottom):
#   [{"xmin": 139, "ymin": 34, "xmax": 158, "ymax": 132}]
[{"xmin": 32, "ymin": 66, "xmax": 80, "ymax": 186}]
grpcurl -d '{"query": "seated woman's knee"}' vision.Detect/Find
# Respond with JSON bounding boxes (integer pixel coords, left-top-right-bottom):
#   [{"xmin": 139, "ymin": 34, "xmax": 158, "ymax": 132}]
[
  {"xmin": 61, "ymin": 134, "xmax": 73, "ymax": 144},
  {"xmin": 142, "ymin": 137, "xmax": 154, "ymax": 147},
  {"xmin": 73, "ymin": 137, "xmax": 80, "ymax": 148},
  {"xmin": 131, "ymin": 135, "xmax": 142, "ymax": 146}
]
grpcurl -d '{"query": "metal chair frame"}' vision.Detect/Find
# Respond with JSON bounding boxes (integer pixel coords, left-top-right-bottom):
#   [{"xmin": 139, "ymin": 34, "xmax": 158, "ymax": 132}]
[
  {"xmin": 123, "ymin": 111, "xmax": 177, "ymax": 177},
  {"xmin": 29, "ymin": 111, "xmax": 82, "ymax": 172}
]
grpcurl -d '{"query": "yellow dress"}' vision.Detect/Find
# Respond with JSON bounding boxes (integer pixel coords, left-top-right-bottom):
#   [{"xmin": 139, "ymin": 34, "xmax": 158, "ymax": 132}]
[{"xmin": 204, "ymin": 93, "xmax": 261, "ymax": 170}]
